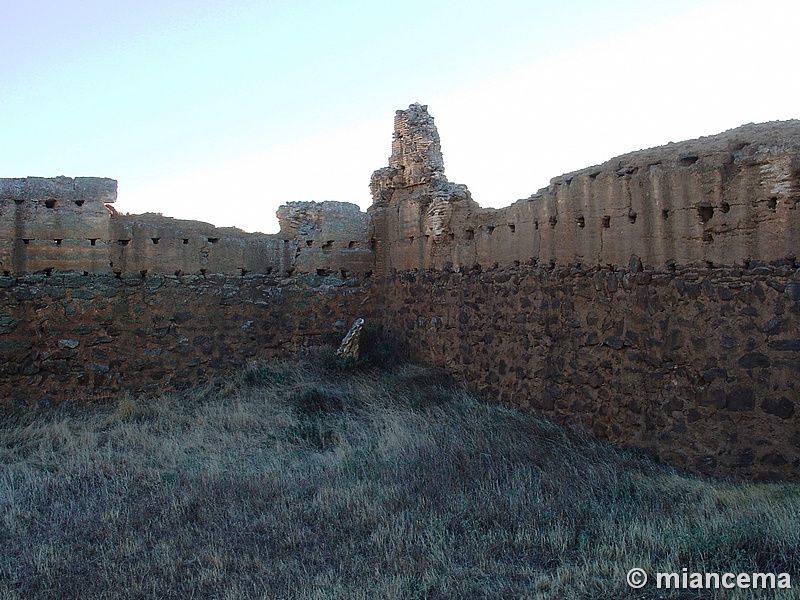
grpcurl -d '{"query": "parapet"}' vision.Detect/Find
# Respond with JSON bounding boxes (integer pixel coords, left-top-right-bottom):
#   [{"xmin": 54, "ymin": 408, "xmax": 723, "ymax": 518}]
[
  {"xmin": 3, "ymin": 109, "xmax": 799, "ymax": 277},
  {"xmin": 0, "ymin": 176, "xmax": 117, "ymax": 275},
  {"xmin": 0, "ymin": 177, "xmax": 375, "ymax": 277},
  {"xmin": 0, "ymin": 176, "xmax": 117, "ymax": 206},
  {"xmin": 277, "ymin": 201, "xmax": 374, "ymax": 276},
  {"xmin": 368, "ymin": 105, "xmax": 800, "ymax": 271}
]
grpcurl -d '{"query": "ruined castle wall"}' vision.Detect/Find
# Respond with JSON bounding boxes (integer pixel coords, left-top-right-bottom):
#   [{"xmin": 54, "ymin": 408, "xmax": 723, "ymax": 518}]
[
  {"xmin": 0, "ymin": 272, "xmax": 375, "ymax": 405},
  {"xmin": 107, "ymin": 214, "xmax": 297, "ymax": 277},
  {"xmin": 277, "ymin": 202, "xmax": 375, "ymax": 277},
  {"xmin": 0, "ymin": 177, "xmax": 117, "ymax": 275},
  {"xmin": 381, "ymin": 263, "xmax": 800, "ymax": 481},
  {"xmin": 0, "ymin": 184, "xmax": 376, "ymax": 406},
  {"xmin": 370, "ymin": 105, "xmax": 800, "ymax": 481},
  {"xmin": 2, "ymin": 106, "xmax": 799, "ymax": 481},
  {"xmin": 461, "ymin": 129, "xmax": 800, "ymax": 269},
  {"xmin": 0, "ymin": 179, "xmax": 374, "ymax": 278},
  {"xmin": 370, "ymin": 114, "xmax": 800, "ymax": 273}
]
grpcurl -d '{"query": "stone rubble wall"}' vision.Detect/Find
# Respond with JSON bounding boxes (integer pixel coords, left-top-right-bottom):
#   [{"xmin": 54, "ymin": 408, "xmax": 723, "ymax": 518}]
[
  {"xmin": 380, "ymin": 263, "xmax": 799, "ymax": 481},
  {"xmin": 0, "ymin": 272, "xmax": 375, "ymax": 406},
  {"xmin": 368, "ymin": 104, "xmax": 800, "ymax": 481},
  {"xmin": 1, "ymin": 105, "xmax": 798, "ymax": 481},
  {"xmin": 0, "ymin": 179, "xmax": 376, "ymax": 411}
]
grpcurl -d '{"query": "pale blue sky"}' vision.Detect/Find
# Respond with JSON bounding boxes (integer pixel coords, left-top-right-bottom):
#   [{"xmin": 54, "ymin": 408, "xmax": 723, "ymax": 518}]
[{"xmin": 2, "ymin": 0, "xmax": 797, "ymax": 232}]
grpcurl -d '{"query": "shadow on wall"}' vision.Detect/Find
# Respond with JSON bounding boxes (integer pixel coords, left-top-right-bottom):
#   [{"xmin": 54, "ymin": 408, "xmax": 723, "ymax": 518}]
[{"xmin": 0, "ymin": 105, "xmax": 798, "ymax": 482}]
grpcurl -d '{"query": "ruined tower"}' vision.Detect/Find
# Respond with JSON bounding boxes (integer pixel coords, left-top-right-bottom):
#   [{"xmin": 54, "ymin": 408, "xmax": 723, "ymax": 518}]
[{"xmin": 369, "ymin": 103, "xmax": 478, "ymax": 272}]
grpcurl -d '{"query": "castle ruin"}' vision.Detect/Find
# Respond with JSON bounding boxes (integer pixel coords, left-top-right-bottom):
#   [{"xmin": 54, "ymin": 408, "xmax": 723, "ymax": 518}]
[{"xmin": 1, "ymin": 104, "xmax": 798, "ymax": 481}]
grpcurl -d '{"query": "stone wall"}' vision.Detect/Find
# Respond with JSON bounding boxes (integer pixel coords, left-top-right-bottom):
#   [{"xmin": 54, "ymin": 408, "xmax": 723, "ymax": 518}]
[
  {"xmin": 380, "ymin": 263, "xmax": 799, "ymax": 481},
  {"xmin": 0, "ymin": 177, "xmax": 117, "ymax": 275},
  {"xmin": 367, "ymin": 104, "xmax": 799, "ymax": 481},
  {"xmin": 0, "ymin": 179, "xmax": 376, "ymax": 410},
  {"xmin": 276, "ymin": 202, "xmax": 375, "ymax": 277},
  {"xmin": 0, "ymin": 271, "xmax": 375, "ymax": 406},
  {"xmin": 1, "ymin": 104, "xmax": 799, "ymax": 481}
]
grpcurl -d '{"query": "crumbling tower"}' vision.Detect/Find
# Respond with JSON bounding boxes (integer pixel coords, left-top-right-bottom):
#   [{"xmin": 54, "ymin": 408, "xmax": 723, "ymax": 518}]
[{"xmin": 369, "ymin": 103, "xmax": 477, "ymax": 272}]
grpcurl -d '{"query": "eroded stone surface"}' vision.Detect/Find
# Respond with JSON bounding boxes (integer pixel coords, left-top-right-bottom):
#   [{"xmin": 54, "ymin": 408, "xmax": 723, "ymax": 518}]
[
  {"xmin": 0, "ymin": 177, "xmax": 117, "ymax": 275},
  {"xmin": 336, "ymin": 318, "xmax": 365, "ymax": 359},
  {"xmin": 0, "ymin": 273, "xmax": 376, "ymax": 404},
  {"xmin": 368, "ymin": 105, "xmax": 800, "ymax": 272},
  {"xmin": 277, "ymin": 202, "xmax": 374, "ymax": 276},
  {"xmin": 0, "ymin": 182, "xmax": 374, "ymax": 278},
  {"xmin": 368, "ymin": 104, "xmax": 479, "ymax": 274},
  {"xmin": 379, "ymin": 262, "xmax": 800, "ymax": 481},
  {"xmin": 1, "ymin": 106, "xmax": 798, "ymax": 482}
]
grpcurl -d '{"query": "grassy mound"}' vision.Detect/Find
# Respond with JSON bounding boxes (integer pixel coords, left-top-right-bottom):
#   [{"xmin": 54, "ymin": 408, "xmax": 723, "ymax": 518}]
[{"xmin": 0, "ymin": 353, "xmax": 797, "ymax": 599}]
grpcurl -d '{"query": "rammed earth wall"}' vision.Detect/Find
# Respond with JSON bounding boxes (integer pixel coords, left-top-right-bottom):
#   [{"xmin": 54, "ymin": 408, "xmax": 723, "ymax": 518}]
[
  {"xmin": 1, "ymin": 104, "xmax": 798, "ymax": 481},
  {"xmin": 0, "ymin": 272, "xmax": 375, "ymax": 405},
  {"xmin": 365, "ymin": 105, "xmax": 799, "ymax": 481}
]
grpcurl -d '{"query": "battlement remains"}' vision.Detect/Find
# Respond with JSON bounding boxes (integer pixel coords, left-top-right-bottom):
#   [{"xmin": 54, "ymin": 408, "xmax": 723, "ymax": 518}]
[
  {"xmin": 0, "ymin": 177, "xmax": 117, "ymax": 274},
  {"xmin": 1, "ymin": 107, "xmax": 798, "ymax": 481}
]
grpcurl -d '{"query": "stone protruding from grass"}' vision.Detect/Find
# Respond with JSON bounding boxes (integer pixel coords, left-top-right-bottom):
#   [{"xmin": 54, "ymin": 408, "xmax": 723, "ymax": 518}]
[
  {"xmin": 336, "ymin": 317, "xmax": 365, "ymax": 359},
  {"xmin": 0, "ymin": 358, "xmax": 798, "ymax": 598}
]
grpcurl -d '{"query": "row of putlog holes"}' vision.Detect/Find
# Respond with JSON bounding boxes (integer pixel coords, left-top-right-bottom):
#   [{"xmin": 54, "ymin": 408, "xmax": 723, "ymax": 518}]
[{"xmin": 472, "ymin": 199, "xmax": 760, "ymax": 239}]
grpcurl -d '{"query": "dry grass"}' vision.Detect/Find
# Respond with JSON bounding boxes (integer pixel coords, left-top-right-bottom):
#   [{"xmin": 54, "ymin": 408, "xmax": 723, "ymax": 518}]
[{"xmin": 0, "ymin": 353, "xmax": 798, "ymax": 599}]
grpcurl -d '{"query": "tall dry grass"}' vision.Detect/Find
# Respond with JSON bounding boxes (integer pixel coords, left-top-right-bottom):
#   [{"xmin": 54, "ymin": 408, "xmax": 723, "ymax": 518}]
[{"xmin": 0, "ymin": 353, "xmax": 797, "ymax": 599}]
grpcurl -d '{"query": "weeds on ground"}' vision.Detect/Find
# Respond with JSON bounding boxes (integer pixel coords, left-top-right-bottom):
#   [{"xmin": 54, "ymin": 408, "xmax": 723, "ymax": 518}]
[{"xmin": 0, "ymin": 350, "xmax": 797, "ymax": 599}]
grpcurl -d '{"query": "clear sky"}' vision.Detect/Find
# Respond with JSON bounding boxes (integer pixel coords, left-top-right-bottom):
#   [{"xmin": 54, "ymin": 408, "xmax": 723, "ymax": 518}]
[{"xmin": 2, "ymin": 0, "xmax": 797, "ymax": 233}]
